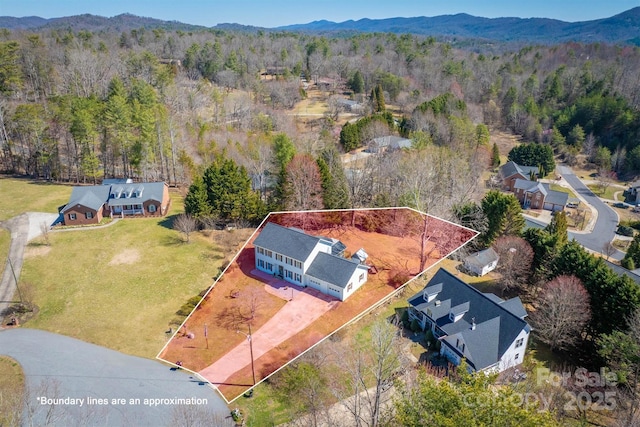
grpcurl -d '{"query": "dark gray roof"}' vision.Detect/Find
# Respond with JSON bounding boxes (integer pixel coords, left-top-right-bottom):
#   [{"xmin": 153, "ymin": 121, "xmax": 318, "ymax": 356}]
[
  {"xmin": 464, "ymin": 248, "xmax": 499, "ymax": 269},
  {"xmin": 500, "ymin": 161, "xmax": 539, "ymax": 179},
  {"xmin": 514, "ymin": 178, "xmax": 547, "ymax": 195},
  {"xmin": 61, "ymin": 185, "xmax": 111, "ymax": 213},
  {"xmin": 305, "ymin": 252, "xmax": 364, "ymax": 288},
  {"xmin": 107, "ymin": 182, "xmax": 166, "ymax": 207},
  {"xmin": 499, "ymin": 297, "xmax": 528, "ymax": 319},
  {"xmin": 62, "ymin": 182, "xmax": 166, "ymax": 212},
  {"xmin": 253, "ymin": 222, "xmax": 328, "ymax": 262},
  {"xmin": 544, "ymin": 189, "xmax": 569, "ymax": 206},
  {"xmin": 408, "ymin": 268, "xmax": 529, "ymax": 371}
]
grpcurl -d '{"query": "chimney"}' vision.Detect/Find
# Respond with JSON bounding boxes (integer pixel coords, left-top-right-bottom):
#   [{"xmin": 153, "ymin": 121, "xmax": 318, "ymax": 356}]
[{"xmin": 471, "ymin": 317, "xmax": 476, "ymax": 330}]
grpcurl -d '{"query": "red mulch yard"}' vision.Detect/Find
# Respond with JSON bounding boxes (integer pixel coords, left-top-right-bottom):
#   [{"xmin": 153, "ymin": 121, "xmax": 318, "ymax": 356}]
[{"xmin": 158, "ymin": 208, "xmax": 476, "ymax": 402}]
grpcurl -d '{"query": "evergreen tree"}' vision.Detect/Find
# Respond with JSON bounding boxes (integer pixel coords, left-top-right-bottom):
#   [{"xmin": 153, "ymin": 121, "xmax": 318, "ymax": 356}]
[
  {"xmin": 545, "ymin": 210, "xmax": 568, "ymax": 247},
  {"xmin": 317, "ymin": 146, "xmax": 350, "ymax": 209},
  {"xmin": 348, "ymin": 70, "xmax": 365, "ymax": 94},
  {"xmin": 184, "ymin": 175, "xmax": 211, "ymax": 218},
  {"xmin": 480, "ymin": 190, "xmax": 525, "ymax": 246},
  {"xmin": 272, "ymin": 133, "xmax": 296, "ymax": 208},
  {"xmin": 491, "ymin": 142, "xmax": 500, "ymax": 167}
]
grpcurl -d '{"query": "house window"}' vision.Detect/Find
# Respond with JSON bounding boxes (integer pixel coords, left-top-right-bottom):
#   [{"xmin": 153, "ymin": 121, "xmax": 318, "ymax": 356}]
[
  {"xmin": 347, "ymin": 283, "xmax": 353, "ymax": 291},
  {"xmin": 276, "ymin": 254, "xmax": 283, "ymax": 262},
  {"xmin": 265, "ymin": 250, "xmax": 272, "ymax": 258},
  {"xmin": 285, "ymin": 257, "xmax": 293, "ymax": 265},
  {"xmin": 148, "ymin": 204, "xmax": 157, "ymax": 213},
  {"xmin": 258, "ymin": 247, "xmax": 264, "ymax": 255},
  {"xmin": 359, "ymin": 273, "xmax": 364, "ymax": 282},
  {"xmin": 258, "ymin": 259, "xmax": 265, "ymax": 268},
  {"xmin": 295, "ymin": 260, "xmax": 302, "ymax": 269},
  {"xmin": 285, "ymin": 270, "xmax": 293, "ymax": 279},
  {"xmin": 295, "ymin": 273, "xmax": 301, "ymax": 282},
  {"xmin": 515, "ymin": 353, "xmax": 520, "ymax": 360},
  {"xmin": 266, "ymin": 262, "xmax": 273, "ymax": 271},
  {"xmin": 69, "ymin": 213, "xmax": 77, "ymax": 220},
  {"xmin": 515, "ymin": 338, "xmax": 524, "ymax": 348},
  {"xmin": 85, "ymin": 212, "xmax": 94, "ymax": 219}
]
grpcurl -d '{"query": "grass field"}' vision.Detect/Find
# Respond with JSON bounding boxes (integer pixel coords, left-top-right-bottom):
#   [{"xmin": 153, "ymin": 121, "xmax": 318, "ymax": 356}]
[
  {"xmin": 549, "ymin": 183, "xmax": 578, "ymax": 200},
  {"xmin": 0, "ymin": 177, "xmax": 72, "ymax": 221},
  {"xmin": 20, "ymin": 192, "xmax": 229, "ymax": 358},
  {"xmin": 0, "ymin": 356, "xmax": 24, "ymax": 426},
  {"xmin": 586, "ymin": 183, "xmax": 623, "ymax": 201}
]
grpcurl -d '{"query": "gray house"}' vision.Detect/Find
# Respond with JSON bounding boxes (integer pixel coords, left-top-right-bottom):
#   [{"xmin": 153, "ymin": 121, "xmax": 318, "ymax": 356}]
[
  {"xmin": 253, "ymin": 222, "xmax": 368, "ymax": 301},
  {"xmin": 463, "ymin": 248, "xmax": 499, "ymax": 276},
  {"xmin": 408, "ymin": 268, "xmax": 530, "ymax": 373}
]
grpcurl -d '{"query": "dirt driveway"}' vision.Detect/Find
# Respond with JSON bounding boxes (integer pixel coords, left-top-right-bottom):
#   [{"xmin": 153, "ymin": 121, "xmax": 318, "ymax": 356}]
[{"xmin": 199, "ymin": 269, "xmax": 337, "ymax": 387}]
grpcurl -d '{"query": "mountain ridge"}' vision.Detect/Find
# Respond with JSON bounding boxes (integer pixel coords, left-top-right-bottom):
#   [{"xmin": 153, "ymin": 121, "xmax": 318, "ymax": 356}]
[{"xmin": 0, "ymin": 8, "xmax": 639, "ymax": 45}]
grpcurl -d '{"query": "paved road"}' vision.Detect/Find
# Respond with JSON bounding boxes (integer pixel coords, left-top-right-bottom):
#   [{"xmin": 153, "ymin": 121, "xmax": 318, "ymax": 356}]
[
  {"xmin": 557, "ymin": 166, "xmax": 625, "ymax": 260},
  {"xmin": 0, "ymin": 213, "xmax": 30, "ymax": 315},
  {"xmin": 0, "ymin": 328, "xmax": 231, "ymax": 426}
]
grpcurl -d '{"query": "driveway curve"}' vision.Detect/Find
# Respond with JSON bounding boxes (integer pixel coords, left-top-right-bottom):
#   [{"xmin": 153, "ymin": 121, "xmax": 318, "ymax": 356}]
[
  {"xmin": 557, "ymin": 166, "xmax": 624, "ymax": 260},
  {"xmin": 0, "ymin": 328, "xmax": 230, "ymax": 426}
]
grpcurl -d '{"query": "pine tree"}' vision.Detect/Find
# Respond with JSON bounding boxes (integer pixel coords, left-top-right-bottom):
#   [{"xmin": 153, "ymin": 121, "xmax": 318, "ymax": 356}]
[
  {"xmin": 491, "ymin": 142, "xmax": 500, "ymax": 167},
  {"xmin": 480, "ymin": 190, "xmax": 525, "ymax": 246}
]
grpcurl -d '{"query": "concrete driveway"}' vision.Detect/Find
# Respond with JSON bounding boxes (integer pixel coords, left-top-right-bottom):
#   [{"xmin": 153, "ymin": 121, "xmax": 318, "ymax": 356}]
[
  {"xmin": 0, "ymin": 328, "xmax": 231, "ymax": 426},
  {"xmin": 557, "ymin": 165, "xmax": 624, "ymax": 260}
]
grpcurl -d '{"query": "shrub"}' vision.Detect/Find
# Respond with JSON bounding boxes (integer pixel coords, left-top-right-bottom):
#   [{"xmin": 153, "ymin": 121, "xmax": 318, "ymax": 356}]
[{"xmin": 617, "ymin": 225, "xmax": 634, "ymax": 237}]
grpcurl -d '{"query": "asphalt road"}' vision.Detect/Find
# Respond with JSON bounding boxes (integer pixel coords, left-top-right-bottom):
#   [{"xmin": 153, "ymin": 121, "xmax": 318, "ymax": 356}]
[
  {"xmin": 0, "ymin": 328, "xmax": 231, "ymax": 426},
  {"xmin": 557, "ymin": 165, "xmax": 625, "ymax": 261}
]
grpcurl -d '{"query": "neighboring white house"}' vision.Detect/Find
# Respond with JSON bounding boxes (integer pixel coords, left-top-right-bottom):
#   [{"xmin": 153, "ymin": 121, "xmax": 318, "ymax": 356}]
[
  {"xmin": 464, "ymin": 248, "xmax": 499, "ymax": 276},
  {"xmin": 253, "ymin": 222, "xmax": 369, "ymax": 301},
  {"xmin": 408, "ymin": 268, "xmax": 530, "ymax": 373}
]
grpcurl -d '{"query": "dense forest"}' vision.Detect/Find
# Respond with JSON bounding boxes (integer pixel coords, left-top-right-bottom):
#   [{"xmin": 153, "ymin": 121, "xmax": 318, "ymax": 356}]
[{"xmin": 0, "ymin": 27, "xmax": 639, "ymax": 214}]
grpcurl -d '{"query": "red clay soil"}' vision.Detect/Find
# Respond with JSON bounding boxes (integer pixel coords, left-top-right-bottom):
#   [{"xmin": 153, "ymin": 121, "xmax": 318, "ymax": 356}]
[{"xmin": 158, "ymin": 208, "xmax": 476, "ymax": 402}]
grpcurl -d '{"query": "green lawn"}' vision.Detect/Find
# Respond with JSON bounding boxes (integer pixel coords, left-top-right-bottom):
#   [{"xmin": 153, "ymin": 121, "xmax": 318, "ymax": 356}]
[
  {"xmin": 549, "ymin": 183, "xmax": 578, "ymax": 200},
  {"xmin": 0, "ymin": 177, "xmax": 72, "ymax": 221},
  {"xmin": 0, "ymin": 356, "xmax": 24, "ymax": 426},
  {"xmin": 586, "ymin": 184, "xmax": 622, "ymax": 201},
  {"xmin": 21, "ymin": 193, "xmax": 224, "ymax": 358}
]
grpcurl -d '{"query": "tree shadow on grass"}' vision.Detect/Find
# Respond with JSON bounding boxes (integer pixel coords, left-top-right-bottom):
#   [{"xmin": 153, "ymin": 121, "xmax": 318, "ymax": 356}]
[
  {"xmin": 158, "ymin": 214, "xmax": 178, "ymax": 230},
  {"xmin": 160, "ymin": 234, "xmax": 186, "ymax": 247}
]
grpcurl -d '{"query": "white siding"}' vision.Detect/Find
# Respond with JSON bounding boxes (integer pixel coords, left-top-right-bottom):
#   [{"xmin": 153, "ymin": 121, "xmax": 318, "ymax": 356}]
[{"xmin": 498, "ymin": 329, "xmax": 529, "ymax": 372}]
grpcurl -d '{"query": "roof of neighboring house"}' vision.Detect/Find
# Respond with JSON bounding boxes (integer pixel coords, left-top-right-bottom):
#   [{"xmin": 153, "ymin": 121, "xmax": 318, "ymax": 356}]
[
  {"xmin": 408, "ymin": 268, "xmax": 530, "ymax": 371},
  {"xmin": 107, "ymin": 182, "xmax": 167, "ymax": 207},
  {"xmin": 305, "ymin": 252, "xmax": 365, "ymax": 288},
  {"xmin": 371, "ymin": 135, "xmax": 412, "ymax": 149},
  {"xmin": 545, "ymin": 189, "xmax": 569, "ymax": 207},
  {"xmin": 61, "ymin": 185, "xmax": 111, "ymax": 213},
  {"xmin": 102, "ymin": 178, "xmax": 133, "ymax": 185},
  {"xmin": 253, "ymin": 222, "xmax": 330, "ymax": 262},
  {"xmin": 513, "ymin": 179, "xmax": 547, "ymax": 195},
  {"xmin": 500, "ymin": 161, "xmax": 539, "ymax": 179},
  {"xmin": 464, "ymin": 248, "xmax": 499, "ymax": 269}
]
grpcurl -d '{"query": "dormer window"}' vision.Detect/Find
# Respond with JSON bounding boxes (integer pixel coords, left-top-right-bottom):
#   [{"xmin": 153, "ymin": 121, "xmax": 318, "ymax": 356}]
[
  {"xmin": 449, "ymin": 302, "xmax": 470, "ymax": 323},
  {"xmin": 424, "ymin": 282, "xmax": 443, "ymax": 303}
]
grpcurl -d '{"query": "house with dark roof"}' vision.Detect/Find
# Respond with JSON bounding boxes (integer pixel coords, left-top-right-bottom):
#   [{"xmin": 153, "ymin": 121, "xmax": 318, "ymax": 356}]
[
  {"xmin": 513, "ymin": 179, "xmax": 568, "ymax": 212},
  {"xmin": 408, "ymin": 268, "xmax": 530, "ymax": 373},
  {"xmin": 366, "ymin": 136, "xmax": 413, "ymax": 154},
  {"xmin": 253, "ymin": 222, "xmax": 369, "ymax": 301},
  {"xmin": 499, "ymin": 161, "xmax": 539, "ymax": 192},
  {"xmin": 60, "ymin": 182, "xmax": 171, "ymax": 226},
  {"xmin": 463, "ymin": 248, "xmax": 499, "ymax": 276}
]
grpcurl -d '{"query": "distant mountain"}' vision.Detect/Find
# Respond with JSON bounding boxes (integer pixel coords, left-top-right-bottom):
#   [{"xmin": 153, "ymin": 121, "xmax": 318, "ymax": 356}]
[
  {"xmin": 278, "ymin": 7, "xmax": 640, "ymax": 45},
  {"xmin": 0, "ymin": 13, "xmax": 206, "ymax": 32},
  {"xmin": 1, "ymin": 8, "xmax": 639, "ymax": 45}
]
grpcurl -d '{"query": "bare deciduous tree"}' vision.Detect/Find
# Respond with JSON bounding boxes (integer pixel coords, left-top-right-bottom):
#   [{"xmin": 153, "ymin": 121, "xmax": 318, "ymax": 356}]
[
  {"xmin": 603, "ymin": 241, "xmax": 617, "ymax": 260},
  {"xmin": 284, "ymin": 153, "xmax": 323, "ymax": 211},
  {"xmin": 173, "ymin": 213, "xmax": 197, "ymax": 243},
  {"xmin": 492, "ymin": 235, "xmax": 534, "ymax": 293},
  {"xmin": 531, "ymin": 275, "xmax": 591, "ymax": 352}
]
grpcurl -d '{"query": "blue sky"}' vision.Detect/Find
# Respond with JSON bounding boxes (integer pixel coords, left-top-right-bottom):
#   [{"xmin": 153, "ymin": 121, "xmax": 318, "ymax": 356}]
[{"xmin": 2, "ymin": 0, "xmax": 639, "ymax": 27}]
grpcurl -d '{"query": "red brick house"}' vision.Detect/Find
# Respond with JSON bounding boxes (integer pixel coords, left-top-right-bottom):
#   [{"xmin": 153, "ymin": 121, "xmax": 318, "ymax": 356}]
[{"xmin": 61, "ymin": 181, "xmax": 171, "ymax": 226}]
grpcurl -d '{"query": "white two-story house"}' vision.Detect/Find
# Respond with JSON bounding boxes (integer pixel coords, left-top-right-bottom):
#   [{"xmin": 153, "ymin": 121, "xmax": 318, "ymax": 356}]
[
  {"xmin": 253, "ymin": 222, "xmax": 369, "ymax": 301},
  {"xmin": 408, "ymin": 268, "xmax": 530, "ymax": 373}
]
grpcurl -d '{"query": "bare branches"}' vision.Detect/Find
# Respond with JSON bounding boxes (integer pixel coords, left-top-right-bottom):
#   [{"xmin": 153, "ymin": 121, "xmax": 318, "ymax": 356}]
[{"xmin": 173, "ymin": 213, "xmax": 197, "ymax": 243}]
